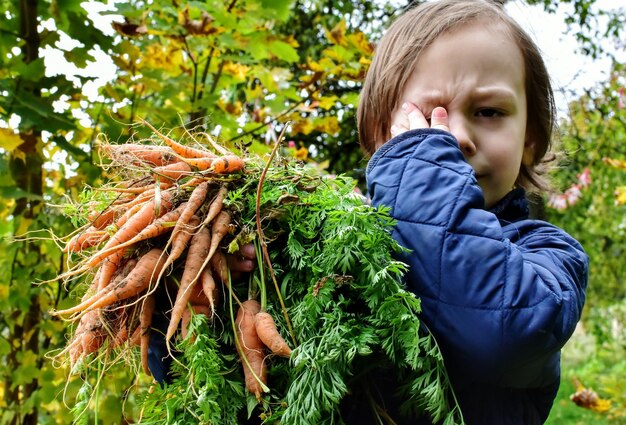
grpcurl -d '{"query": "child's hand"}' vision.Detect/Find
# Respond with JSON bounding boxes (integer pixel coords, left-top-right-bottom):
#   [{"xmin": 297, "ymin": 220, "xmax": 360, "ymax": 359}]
[
  {"xmin": 228, "ymin": 243, "xmax": 256, "ymax": 281},
  {"xmin": 390, "ymin": 102, "xmax": 450, "ymax": 138}
]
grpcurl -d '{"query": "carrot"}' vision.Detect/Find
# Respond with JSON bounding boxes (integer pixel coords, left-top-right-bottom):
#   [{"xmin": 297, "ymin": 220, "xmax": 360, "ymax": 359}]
[
  {"xmin": 254, "ymin": 312, "xmax": 292, "ymax": 358},
  {"xmin": 69, "ymin": 337, "xmax": 84, "ymax": 366},
  {"xmin": 166, "ymin": 226, "xmax": 211, "ymax": 341},
  {"xmin": 80, "ymin": 310, "xmax": 105, "ymax": 357},
  {"xmin": 152, "ymin": 161, "xmax": 193, "ymax": 181},
  {"xmin": 53, "ymin": 248, "xmax": 167, "ymax": 317},
  {"xmin": 90, "ymin": 201, "xmax": 187, "ymax": 264},
  {"xmin": 100, "ymin": 143, "xmax": 176, "ymax": 166},
  {"xmin": 85, "ymin": 191, "xmax": 174, "ymax": 269},
  {"xmin": 97, "ymin": 250, "xmax": 126, "ymax": 291},
  {"xmin": 190, "ymin": 210, "xmax": 233, "ymax": 287},
  {"xmin": 200, "ymin": 267, "xmax": 218, "ymax": 315},
  {"xmin": 208, "ymin": 211, "xmax": 233, "ymax": 259},
  {"xmin": 88, "ymin": 207, "xmax": 118, "ymax": 230},
  {"xmin": 181, "ymin": 304, "xmax": 211, "ymax": 340},
  {"xmin": 209, "ymin": 249, "xmax": 229, "ymax": 284},
  {"xmin": 235, "ymin": 299, "xmax": 266, "ymax": 400},
  {"xmin": 179, "ymin": 156, "xmax": 214, "ymax": 170},
  {"xmin": 201, "ymin": 185, "xmax": 228, "ymax": 227},
  {"xmin": 211, "ymin": 155, "xmax": 244, "ymax": 174},
  {"xmin": 130, "ymin": 326, "xmax": 142, "ymax": 347},
  {"xmin": 111, "ymin": 314, "xmax": 130, "ymax": 348},
  {"xmin": 171, "ymin": 182, "xmax": 208, "ymax": 240},
  {"xmin": 64, "ymin": 227, "xmax": 108, "ymax": 252},
  {"xmin": 141, "ymin": 119, "xmax": 214, "ymax": 159},
  {"xmin": 187, "ymin": 279, "xmax": 211, "ymax": 306},
  {"xmin": 115, "ymin": 202, "xmax": 145, "ymax": 229},
  {"xmin": 155, "ymin": 215, "xmax": 201, "ymax": 283},
  {"xmin": 140, "ymin": 293, "xmax": 156, "ymax": 376}
]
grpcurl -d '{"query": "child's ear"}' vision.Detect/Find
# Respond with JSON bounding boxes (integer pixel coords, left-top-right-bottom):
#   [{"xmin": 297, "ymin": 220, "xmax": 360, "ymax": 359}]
[{"xmin": 522, "ymin": 138, "xmax": 535, "ymax": 166}]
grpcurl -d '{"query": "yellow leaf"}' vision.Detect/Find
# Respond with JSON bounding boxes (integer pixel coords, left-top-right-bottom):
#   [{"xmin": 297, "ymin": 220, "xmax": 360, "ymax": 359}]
[
  {"xmin": 603, "ymin": 157, "xmax": 626, "ymax": 170},
  {"xmin": 0, "ymin": 128, "xmax": 24, "ymax": 152},
  {"xmin": 317, "ymin": 95, "xmax": 338, "ymax": 110},
  {"xmin": 326, "ymin": 19, "xmax": 347, "ymax": 46},
  {"xmin": 591, "ymin": 398, "xmax": 612, "ymax": 413},
  {"xmin": 223, "ymin": 62, "xmax": 250, "ymax": 81},
  {"xmin": 294, "ymin": 146, "xmax": 308, "ymax": 160},
  {"xmin": 12, "ymin": 148, "xmax": 26, "ymax": 163},
  {"xmin": 316, "ymin": 116, "xmax": 340, "ymax": 135},
  {"xmin": 347, "ymin": 31, "xmax": 374, "ymax": 56},
  {"xmin": 292, "ymin": 120, "xmax": 314, "ymax": 136}
]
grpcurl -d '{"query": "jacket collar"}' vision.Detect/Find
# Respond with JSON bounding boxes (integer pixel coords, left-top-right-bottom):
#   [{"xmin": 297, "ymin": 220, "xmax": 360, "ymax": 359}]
[{"xmin": 488, "ymin": 188, "xmax": 529, "ymax": 224}]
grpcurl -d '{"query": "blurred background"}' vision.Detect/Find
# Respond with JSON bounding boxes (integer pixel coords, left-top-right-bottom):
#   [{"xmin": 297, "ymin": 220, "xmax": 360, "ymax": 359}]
[{"xmin": 1, "ymin": 0, "xmax": 625, "ymax": 423}]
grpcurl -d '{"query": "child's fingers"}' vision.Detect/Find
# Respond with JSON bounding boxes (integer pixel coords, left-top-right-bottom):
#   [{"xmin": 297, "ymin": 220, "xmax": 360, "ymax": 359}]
[
  {"xmin": 402, "ymin": 102, "xmax": 429, "ymax": 130},
  {"xmin": 430, "ymin": 107, "xmax": 450, "ymax": 132}
]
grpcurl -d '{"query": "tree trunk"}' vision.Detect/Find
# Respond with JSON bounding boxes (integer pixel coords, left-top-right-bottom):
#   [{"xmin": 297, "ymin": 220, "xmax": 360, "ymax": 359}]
[{"xmin": 5, "ymin": 1, "xmax": 44, "ymax": 424}]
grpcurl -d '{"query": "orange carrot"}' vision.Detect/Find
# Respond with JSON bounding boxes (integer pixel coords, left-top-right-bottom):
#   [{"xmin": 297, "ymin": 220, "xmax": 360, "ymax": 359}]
[
  {"xmin": 90, "ymin": 201, "xmax": 187, "ymax": 263},
  {"xmin": 179, "ymin": 156, "xmax": 214, "ymax": 170},
  {"xmin": 200, "ymin": 267, "xmax": 218, "ymax": 314},
  {"xmin": 187, "ymin": 279, "xmax": 211, "ymax": 306},
  {"xmin": 140, "ymin": 293, "xmax": 156, "ymax": 375},
  {"xmin": 166, "ymin": 226, "xmax": 210, "ymax": 341},
  {"xmin": 201, "ymin": 185, "xmax": 228, "ymax": 227},
  {"xmin": 141, "ymin": 119, "xmax": 214, "ymax": 159},
  {"xmin": 88, "ymin": 207, "xmax": 118, "ymax": 230},
  {"xmin": 181, "ymin": 304, "xmax": 211, "ymax": 340},
  {"xmin": 171, "ymin": 182, "xmax": 208, "ymax": 240},
  {"xmin": 130, "ymin": 326, "xmax": 142, "ymax": 347},
  {"xmin": 209, "ymin": 249, "xmax": 229, "ymax": 284},
  {"xmin": 254, "ymin": 312, "xmax": 292, "ymax": 358},
  {"xmin": 64, "ymin": 227, "xmax": 108, "ymax": 252},
  {"xmin": 156, "ymin": 215, "xmax": 201, "ymax": 283},
  {"xmin": 111, "ymin": 312, "xmax": 130, "ymax": 348},
  {"xmin": 80, "ymin": 310, "xmax": 105, "ymax": 357},
  {"xmin": 191, "ymin": 210, "xmax": 233, "ymax": 286},
  {"xmin": 152, "ymin": 161, "xmax": 193, "ymax": 181},
  {"xmin": 97, "ymin": 250, "xmax": 126, "ymax": 291},
  {"xmin": 100, "ymin": 143, "xmax": 176, "ymax": 166},
  {"xmin": 236, "ymin": 299, "xmax": 266, "ymax": 400},
  {"xmin": 85, "ymin": 191, "xmax": 173, "ymax": 268},
  {"xmin": 54, "ymin": 248, "xmax": 167, "ymax": 317},
  {"xmin": 208, "ymin": 210, "xmax": 232, "ymax": 259},
  {"xmin": 115, "ymin": 202, "xmax": 145, "ymax": 229},
  {"xmin": 69, "ymin": 337, "xmax": 84, "ymax": 366},
  {"xmin": 211, "ymin": 155, "xmax": 244, "ymax": 174}
]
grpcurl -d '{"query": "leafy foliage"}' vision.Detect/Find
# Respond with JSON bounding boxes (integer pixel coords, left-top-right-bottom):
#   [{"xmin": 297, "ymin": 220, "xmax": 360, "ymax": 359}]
[{"xmin": 546, "ymin": 62, "xmax": 626, "ymax": 307}]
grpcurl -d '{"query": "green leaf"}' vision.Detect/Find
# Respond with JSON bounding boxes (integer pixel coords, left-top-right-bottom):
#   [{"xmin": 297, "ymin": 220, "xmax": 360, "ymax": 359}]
[
  {"xmin": 260, "ymin": 0, "xmax": 293, "ymax": 21},
  {"xmin": 269, "ymin": 39, "xmax": 299, "ymax": 62},
  {"xmin": 0, "ymin": 186, "xmax": 43, "ymax": 201}
]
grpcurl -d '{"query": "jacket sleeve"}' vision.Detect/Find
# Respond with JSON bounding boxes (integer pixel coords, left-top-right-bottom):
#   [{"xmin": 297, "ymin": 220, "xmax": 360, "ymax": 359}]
[{"xmin": 365, "ymin": 129, "xmax": 588, "ymax": 388}]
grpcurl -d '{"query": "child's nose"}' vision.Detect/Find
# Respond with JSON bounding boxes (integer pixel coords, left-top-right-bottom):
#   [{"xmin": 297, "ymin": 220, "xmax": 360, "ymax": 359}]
[{"xmin": 449, "ymin": 119, "xmax": 477, "ymax": 157}]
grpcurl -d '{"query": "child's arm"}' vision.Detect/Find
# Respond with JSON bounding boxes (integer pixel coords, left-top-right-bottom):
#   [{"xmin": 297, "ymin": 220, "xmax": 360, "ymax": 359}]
[{"xmin": 366, "ymin": 129, "xmax": 588, "ymax": 388}]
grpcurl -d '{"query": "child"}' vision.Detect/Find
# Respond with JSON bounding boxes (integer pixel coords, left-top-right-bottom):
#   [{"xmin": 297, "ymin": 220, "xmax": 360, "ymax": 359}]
[{"xmin": 357, "ymin": 0, "xmax": 588, "ymax": 424}]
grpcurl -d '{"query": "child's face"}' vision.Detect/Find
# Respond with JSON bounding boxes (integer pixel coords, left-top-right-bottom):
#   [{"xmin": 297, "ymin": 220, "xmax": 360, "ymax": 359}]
[{"xmin": 390, "ymin": 21, "xmax": 533, "ymax": 208}]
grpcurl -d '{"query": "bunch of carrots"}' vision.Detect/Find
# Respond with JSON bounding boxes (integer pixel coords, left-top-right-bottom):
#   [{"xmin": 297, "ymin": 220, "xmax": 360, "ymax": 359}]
[{"xmin": 52, "ymin": 121, "xmax": 292, "ymax": 400}]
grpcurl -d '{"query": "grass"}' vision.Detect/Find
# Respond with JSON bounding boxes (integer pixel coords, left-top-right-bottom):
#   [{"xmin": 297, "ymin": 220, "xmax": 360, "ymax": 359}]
[{"xmin": 545, "ymin": 322, "xmax": 622, "ymax": 424}]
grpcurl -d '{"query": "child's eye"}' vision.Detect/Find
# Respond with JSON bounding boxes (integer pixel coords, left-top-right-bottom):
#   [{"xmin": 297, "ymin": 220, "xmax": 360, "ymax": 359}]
[{"xmin": 475, "ymin": 108, "xmax": 502, "ymax": 118}]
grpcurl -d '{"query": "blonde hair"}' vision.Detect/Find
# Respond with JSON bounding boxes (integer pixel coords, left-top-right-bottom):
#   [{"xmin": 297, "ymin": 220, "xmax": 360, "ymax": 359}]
[{"xmin": 357, "ymin": 0, "xmax": 556, "ymax": 192}]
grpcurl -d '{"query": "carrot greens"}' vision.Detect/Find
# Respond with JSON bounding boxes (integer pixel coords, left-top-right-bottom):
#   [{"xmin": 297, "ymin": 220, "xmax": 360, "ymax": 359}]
[{"xmin": 52, "ymin": 129, "xmax": 463, "ymax": 424}]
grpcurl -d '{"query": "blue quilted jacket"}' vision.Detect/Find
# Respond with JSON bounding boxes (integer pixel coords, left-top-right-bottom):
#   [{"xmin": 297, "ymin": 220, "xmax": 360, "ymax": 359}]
[{"xmin": 365, "ymin": 129, "xmax": 588, "ymax": 425}]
